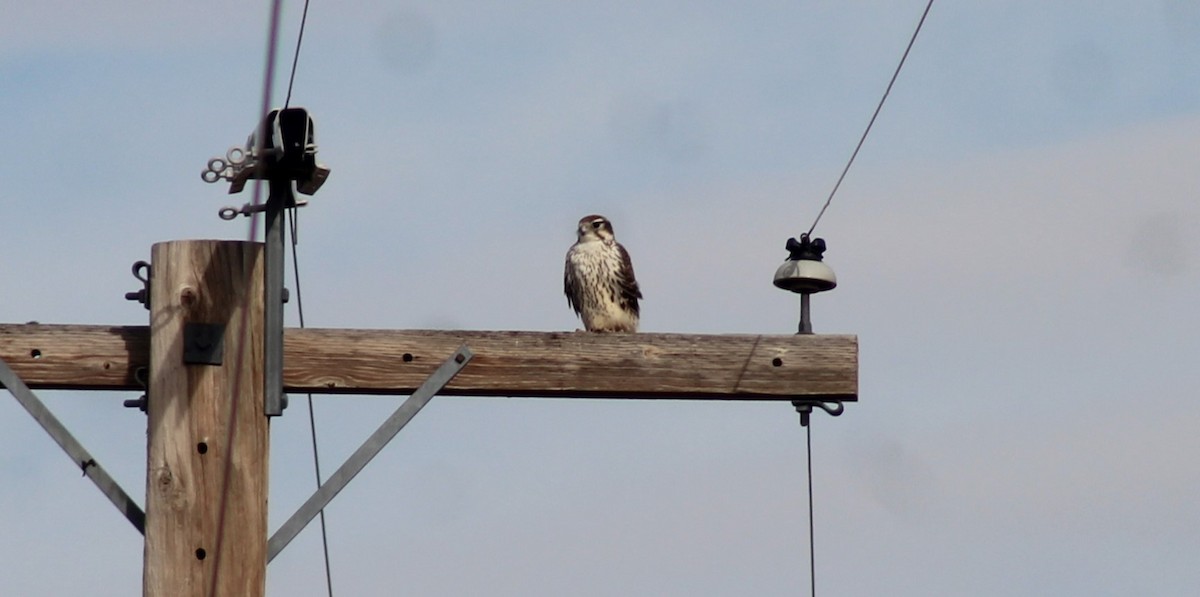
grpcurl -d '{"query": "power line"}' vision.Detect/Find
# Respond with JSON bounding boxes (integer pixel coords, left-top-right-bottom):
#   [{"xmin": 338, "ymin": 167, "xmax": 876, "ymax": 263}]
[
  {"xmin": 280, "ymin": 0, "xmax": 333, "ymax": 587},
  {"xmin": 208, "ymin": 1, "xmax": 285, "ymax": 595},
  {"xmin": 806, "ymin": 0, "xmax": 935, "ymax": 236},
  {"xmin": 284, "ymin": 0, "xmax": 313, "ymax": 109},
  {"xmin": 289, "ymin": 208, "xmax": 336, "ymax": 597},
  {"xmin": 797, "ymin": 5, "xmax": 934, "ymax": 593},
  {"xmin": 281, "ymin": 0, "xmax": 334, "ymax": 590},
  {"xmin": 806, "ymin": 423, "xmax": 816, "ymax": 596},
  {"xmin": 211, "ymin": 1, "xmax": 326, "ymax": 593}
]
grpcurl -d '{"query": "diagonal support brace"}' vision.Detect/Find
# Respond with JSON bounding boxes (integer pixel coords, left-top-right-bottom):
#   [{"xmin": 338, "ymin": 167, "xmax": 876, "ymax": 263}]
[
  {"xmin": 268, "ymin": 344, "xmax": 474, "ymax": 561},
  {"xmin": 0, "ymin": 356, "xmax": 146, "ymax": 534}
]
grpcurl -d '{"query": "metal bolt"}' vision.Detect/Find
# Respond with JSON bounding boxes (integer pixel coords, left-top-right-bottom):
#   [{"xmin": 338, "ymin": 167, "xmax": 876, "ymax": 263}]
[{"xmin": 123, "ymin": 395, "xmax": 147, "ymax": 413}]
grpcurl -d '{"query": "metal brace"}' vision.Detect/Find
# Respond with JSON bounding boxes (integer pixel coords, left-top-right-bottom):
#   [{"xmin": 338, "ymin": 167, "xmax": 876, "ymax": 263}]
[
  {"xmin": 791, "ymin": 399, "xmax": 845, "ymax": 427},
  {"xmin": 267, "ymin": 345, "xmax": 474, "ymax": 561},
  {"xmin": 0, "ymin": 356, "xmax": 146, "ymax": 534}
]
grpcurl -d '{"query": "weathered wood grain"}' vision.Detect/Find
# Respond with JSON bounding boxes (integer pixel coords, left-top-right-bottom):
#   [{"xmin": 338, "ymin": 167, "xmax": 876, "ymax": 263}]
[
  {"xmin": 0, "ymin": 325, "xmax": 857, "ymax": 401},
  {"xmin": 0, "ymin": 323, "xmax": 148, "ymax": 391},
  {"xmin": 143, "ymin": 240, "xmax": 268, "ymax": 597}
]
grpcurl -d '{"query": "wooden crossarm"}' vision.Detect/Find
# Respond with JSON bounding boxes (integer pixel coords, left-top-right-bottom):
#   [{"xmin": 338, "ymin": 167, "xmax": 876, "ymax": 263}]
[{"xmin": 0, "ymin": 324, "xmax": 857, "ymax": 401}]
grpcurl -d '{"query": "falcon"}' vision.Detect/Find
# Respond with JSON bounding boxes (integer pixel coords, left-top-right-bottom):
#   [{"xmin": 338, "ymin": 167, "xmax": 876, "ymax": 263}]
[{"xmin": 564, "ymin": 214, "xmax": 643, "ymax": 332}]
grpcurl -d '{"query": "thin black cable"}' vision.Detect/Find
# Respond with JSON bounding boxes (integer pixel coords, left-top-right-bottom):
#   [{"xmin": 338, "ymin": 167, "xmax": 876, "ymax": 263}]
[
  {"xmin": 807, "ymin": 0, "xmax": 935, "ymax": 236},
  {"xmin": 209, "ymin": 2, "xmax": 284, "ymax": 596},
  {"xmin": 288, "ymin": 208, "xmax": 336, "ymax": 597},
  {"xmin": 284, "ymin": 0, "xmax": 313, "ymax": 108},
  {"xmin": 806, "ymin": 422, "xmax": 816, "ymax": 597}
]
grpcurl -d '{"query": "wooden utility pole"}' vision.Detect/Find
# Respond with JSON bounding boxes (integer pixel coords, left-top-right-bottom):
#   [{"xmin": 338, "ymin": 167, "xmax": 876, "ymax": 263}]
[
  {"xmin": 143, "ymin": 240, "xmax": 268, "ymax": 597},
  {"xmin": 0, "ymin": 284, "xmax": 856, "ymax": 597},
  {"xmin": 0, "ymin": 100, "xmax": 859, "ymax": 595}
]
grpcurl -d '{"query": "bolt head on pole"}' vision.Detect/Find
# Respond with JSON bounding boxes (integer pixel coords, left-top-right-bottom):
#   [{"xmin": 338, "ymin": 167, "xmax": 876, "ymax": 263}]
[{"xmin": 773, "ymin": 235, "xmax": 837, "ymax": 294}]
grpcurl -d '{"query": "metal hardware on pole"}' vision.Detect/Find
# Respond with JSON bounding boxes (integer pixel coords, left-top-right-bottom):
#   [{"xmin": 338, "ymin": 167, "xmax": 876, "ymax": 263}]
[
  {"xmin": 268, "ymin": 345, "xmax": 474, "ymax": 561},
  {"xmin": 0, "ymin": 356, "xmax": 146, "ymax": 534},
  {"xmin": 203, "ymin": 107, "xmax": 330, "ymax": 418}
]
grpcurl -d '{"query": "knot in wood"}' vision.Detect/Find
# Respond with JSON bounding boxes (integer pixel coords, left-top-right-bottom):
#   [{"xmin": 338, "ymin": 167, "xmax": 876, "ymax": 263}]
[{"xmin": 179, "ymin": 287, "xmax": 198, "ymax": 307}]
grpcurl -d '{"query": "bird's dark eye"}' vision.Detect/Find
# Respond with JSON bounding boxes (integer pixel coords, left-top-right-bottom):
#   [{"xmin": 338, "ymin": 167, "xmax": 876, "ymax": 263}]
[{"xmin": 592, "ymin": 221, "xmax": 603, "ymax": 229}]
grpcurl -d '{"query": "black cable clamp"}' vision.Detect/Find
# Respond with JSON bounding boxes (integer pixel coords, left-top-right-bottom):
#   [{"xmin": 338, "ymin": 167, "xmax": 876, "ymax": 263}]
[
  {"xmin": 123, "ymin": 366, "xmax": 149, "ymax": 413},
  {"xmin": 123, "ymin": 261, "xmax": 151, "ymax": 311},
  {"xmin": 791, "ymin": 399, "xmax": 844, "ymax": 427}
]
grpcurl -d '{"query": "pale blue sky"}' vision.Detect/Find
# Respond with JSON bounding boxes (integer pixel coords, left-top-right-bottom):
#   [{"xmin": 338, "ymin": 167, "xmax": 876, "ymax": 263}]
[{"xmin": 2, "ymin": 2, "xmax": 1198, "ymax": 596}]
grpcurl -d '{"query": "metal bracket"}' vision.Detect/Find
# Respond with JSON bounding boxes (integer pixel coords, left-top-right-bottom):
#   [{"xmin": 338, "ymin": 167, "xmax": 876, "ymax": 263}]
[
  {"xmin": 183, "ymin": 323, "xmax": 225, "ymax": 365},
  {"xmin": 218, "ymin": 197, "xmax": 308, "ymax": 221},
  {"xmin": 0, "ymin": 356, "xmax": 146, "ymax": 534},
  {"xmin": 122, "ymin": 366, "xmax": 149, "ymax": 413},
  {"xmin": 123, "ymin": 261, "xmax": 151, "ymax": 310},
  {"xmin": 263, "ymin": 180, "xmax": 289, "ymax": 416},
  {"xmin": 267, "ymin": 345, "xmax": 474, "ymax": 562},
  {"xmin": 791, "ymin": 399, "xmax": 845, "ymax": 427},
  {"xmin": 201, "ymin": 107, "xmax": 330, "ymax": 197},
  {"xmin": 204, "ymin": 108, "xmax": 331, "ymax": 418}
]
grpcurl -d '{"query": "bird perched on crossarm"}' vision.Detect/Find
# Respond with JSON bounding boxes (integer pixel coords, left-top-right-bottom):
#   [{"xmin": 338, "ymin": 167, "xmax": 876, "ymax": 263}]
[{"xmin": 564, "ymin": 214, "xmax": 643, "ymax": 332}]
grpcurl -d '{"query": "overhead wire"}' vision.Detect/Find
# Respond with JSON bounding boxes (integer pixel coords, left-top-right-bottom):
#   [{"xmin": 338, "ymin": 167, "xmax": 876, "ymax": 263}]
[
  {"xmin": 284, "ymin": 0, "xmax": 313, "ymax": 109},
  {"xmin": 806, "ymin": 0, "xmax": 935, "ymax": 236},
  {"xmin": 280, "ymin": 0, "xmax": 337, "ymax": 591},
  {"xmin": 805, "ymin": 422, "xmax": 816, "ymax": 596},
  {"xmin": 280, "ymin": 0, "xmax": 336, "ymax": 593},
  {"xmin": 209, "ymin": 1, "xmax": 330, "ymax": 595},
  {"xmin": 208, "ymin": 1, "xmax": 285, "ymax": 596},
  {"xmin": 205, "ymin": 1, "xmax": 929, "ymax": 595},
  {"xmin": 799, "ymin": 3, "xmax": 935, "ymax": 596},
  {"xmin": 288, "ymin": 207, "xmax": 336, "ymax": 597}
]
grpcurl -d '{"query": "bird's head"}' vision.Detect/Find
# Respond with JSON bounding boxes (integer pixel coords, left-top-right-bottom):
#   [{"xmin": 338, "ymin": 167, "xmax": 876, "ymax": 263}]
[{"xmin": 576, "ymin": 214, "xmax": 615, "ymax": 243}]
